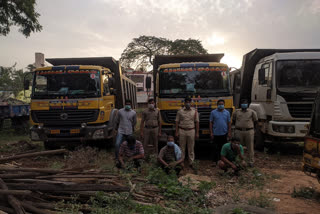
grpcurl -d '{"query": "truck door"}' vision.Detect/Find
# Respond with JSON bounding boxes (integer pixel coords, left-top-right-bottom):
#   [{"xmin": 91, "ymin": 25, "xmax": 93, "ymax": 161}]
[
  {"xmin": 102, "ymin": 75, "xmax": 115, "ymax": 121},
  {"xmin": 253, "ymin": 61, "xmax": 273, "ymax": 102}
]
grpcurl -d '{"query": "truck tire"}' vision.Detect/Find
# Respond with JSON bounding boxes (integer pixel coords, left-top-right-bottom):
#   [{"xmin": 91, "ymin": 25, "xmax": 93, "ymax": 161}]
[{"xmin": 254, "ymin": 126, "xmax": 265, "ymax": 151}]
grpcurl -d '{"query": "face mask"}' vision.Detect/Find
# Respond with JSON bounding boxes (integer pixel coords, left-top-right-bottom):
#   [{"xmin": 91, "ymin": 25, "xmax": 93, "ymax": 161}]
[
  {"xmin": 185, "ymin": 103, "xmax": 191, "ymax": 109},
  {"xmin": 218, "ymin": 104, "xmax": 224, "ymax": 110},
  {"xmin": 148, "ymin": 104, "xmax": 154, "ymax": 109},
  {"xmin": 167, "ymin": 141, "xmax": 174, "ymax": 147},
  {"xmin": 125, "ymin": 105, "xmax": 131, "ymax": 110},
  {"xmin": 241, "ymin": 104, "xmax": 248, "ymax": 109}
]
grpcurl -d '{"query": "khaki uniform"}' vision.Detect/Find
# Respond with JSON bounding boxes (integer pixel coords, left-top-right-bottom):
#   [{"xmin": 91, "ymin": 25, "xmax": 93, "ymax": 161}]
[
  {"xmin": 141, "ymin": 108, "xmax": 161, "ymax": 154},
  {"xmin": 233, "ymin": 108, "xmax": 258, "ymax": 163},
  {"xmin": 175, "ymin": 107, "xmax": 199, "ymax": 164}
]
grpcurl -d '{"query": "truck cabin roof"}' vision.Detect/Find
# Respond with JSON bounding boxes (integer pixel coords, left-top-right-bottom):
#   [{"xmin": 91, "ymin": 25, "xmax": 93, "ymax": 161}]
[
  {"xmin": 153, "ymin": 54, "xmax": 224, "ymax": 71},
  {"xmin": 158, "ymin": 62, "xmax": 228, "ymax": 69},
  {"xmin": 46, "ymin": 57, "xmax": 119, "ymax": 74}
]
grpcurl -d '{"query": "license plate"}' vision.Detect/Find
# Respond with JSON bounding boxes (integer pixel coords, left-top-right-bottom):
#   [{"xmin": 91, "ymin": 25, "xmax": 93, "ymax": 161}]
[
  {"xmin": 202, "ymin": 130, "xmax": 210, "ymax": 134},
  {"xmin": 70, "ymin": 129, "xmax": 80, "ymax": 134},
  {"xmin": 50, "ymin": 130, "xmax": 60, "ymax": 134}
]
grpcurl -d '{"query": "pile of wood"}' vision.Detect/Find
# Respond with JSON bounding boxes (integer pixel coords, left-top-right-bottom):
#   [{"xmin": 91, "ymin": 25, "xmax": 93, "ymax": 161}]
[{"xmin": 0, "ymin": 149, "xmax": 162, "ymax": 214}]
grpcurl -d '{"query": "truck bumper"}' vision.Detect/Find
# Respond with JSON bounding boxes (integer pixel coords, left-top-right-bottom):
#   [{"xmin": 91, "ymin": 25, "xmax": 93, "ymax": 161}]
[
  {"xmin": 30, "ymin": 124, "xmax": 113, "ymax": 142},
  {"xmin": 267, "ymin": 121, "xmax": 309, "ymax": 138}
]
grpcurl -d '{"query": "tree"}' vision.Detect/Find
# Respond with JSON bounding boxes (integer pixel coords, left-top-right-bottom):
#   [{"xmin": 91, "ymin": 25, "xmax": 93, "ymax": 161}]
[
  {"xmin": 169, "ymin": 39, "xmax": 208, "ymax": 55},
  {"xmin": 120, "ymin": 36, "xmax": 208, "ymax": 70},
  {"xmin": 120, "ymin": 36, "xmax": 170, "ymax": 70},
  {"xmin": 0, "ymin": 65, "xmax": 25, "ymax": 97},
  {"xmin": 0, "ymin": 0, "xmax": 42, "ymax": 37}
]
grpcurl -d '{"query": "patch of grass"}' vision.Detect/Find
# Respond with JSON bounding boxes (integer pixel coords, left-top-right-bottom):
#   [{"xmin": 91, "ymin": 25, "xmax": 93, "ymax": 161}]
[
  {"xmin": 0, "ymin": 130, "xmax": 29, "ymax": 144},
  {"xmin": 248, "ymin": 192, "xmax": 274, "ymax": 208},
  {"xmin": 50, "ymin": 161, "xmax": 64, "ymax": 169},
  {"xmin": 232, "ymin": 207, "xmax": 250, "ymax": 214},
  {"xmin": 292, "ymin": 186, "xmax": 315, "ymax": 199}
]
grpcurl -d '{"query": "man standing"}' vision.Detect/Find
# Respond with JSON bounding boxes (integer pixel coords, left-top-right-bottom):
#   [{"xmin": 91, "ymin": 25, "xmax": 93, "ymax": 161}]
[
  {"xmin": 140, "ymin": 98, "xmax": 161, "ymax": 155},
  {"xmin": 158, "ymin": 135, "xmax": 183, "ymax": 175},
  {"xmin": 118, "ymin": 135, "xmax": 145, "ymax": 169},
  {"xmin": 115, "ymin": 99, "xmax": 137, "ymax": 160},
  {"xmin": 232, "ymin": 99, "xmax": 258, "ymax": 166},
  {"xmin": 210, "ymin": 99, "xmax": 231, "ymax": 163},
  {"xmin": 175, "ymin": 97, "xmax": 199, "ymax": 167},
  {"xmin": 218, "ymin": 137, "xmax": 246, "ymax": 174}
]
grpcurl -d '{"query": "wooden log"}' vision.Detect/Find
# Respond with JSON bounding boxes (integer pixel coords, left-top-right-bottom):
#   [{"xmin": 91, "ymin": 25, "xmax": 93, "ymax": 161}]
[
  {"xmin": 4, "ymin": 179, "xmax": 75, "ymax": 185},
  {"xmin": 0, "ymin": 173, "xmax": 41, "ymax": 179},
  {"xmin": 20, "ymin": 202, "xmax": 57, "ymax": 214},
  {"xmin": 0, "ymin": 190, "xmax": 31, "ymax": 195},
  {"xmin": 0, "ymin": 178, "xmax": 26, "ymax": 214},
  {"xmin": 0, "ymin": 167, "xmax": 62, "ymax": 174},
  {"xmin": 0, "ymin": 149, "xmax": 68, "ymax": 163},
  {"xmin": 36, "ymin": 174, "xmax": 118, "ymax": 179},
  {"xmin": 6, "ymin": 183, "xmax": 130, "ymax": 192},
  {"xmin": 0, "ymin": 205, "xmax": 15, "ymax": 214}
]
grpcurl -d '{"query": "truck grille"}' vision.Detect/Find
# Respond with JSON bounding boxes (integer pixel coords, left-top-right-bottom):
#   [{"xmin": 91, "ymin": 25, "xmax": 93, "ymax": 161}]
[
  {"xmin": 32, "ymin": 110, "xmax": 99, "ymax": 125},
  {"xmin": 287, "ymin": 104, "xmax": 313, "ymax": 118},
  {"xmin": 160, "ymin": 108, "xmax": 233, "ymax": 124}
]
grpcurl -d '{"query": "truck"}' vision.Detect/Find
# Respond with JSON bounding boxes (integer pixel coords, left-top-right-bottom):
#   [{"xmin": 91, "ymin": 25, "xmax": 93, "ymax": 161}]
[
  {"xmin": 302, "ymin": 91, "xmax": 320, "ymax": 182},
  {"xmin": 153, "ymin": 54, "xmax": 234, "ymax": 144},
  {"xmin": 0, "ymin": 97, "xmax": 30, "ymax": 133},
  {"xmin": 232, "ymin": 49, "xmax": 320, "ymax": 150},
  {"xmin": 25, "ymin": 57, "xmax": 137, "ymax": 149}
]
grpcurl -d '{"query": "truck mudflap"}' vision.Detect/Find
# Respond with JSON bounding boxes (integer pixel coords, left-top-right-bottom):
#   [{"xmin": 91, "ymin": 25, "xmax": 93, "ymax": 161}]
[
  {"xmin": 267, "ymin": 121, "xmax": 308, "ymax": 138},
  {"xmin": 30, "ymin": 124, "xmax": 114, "ymax": 142}
]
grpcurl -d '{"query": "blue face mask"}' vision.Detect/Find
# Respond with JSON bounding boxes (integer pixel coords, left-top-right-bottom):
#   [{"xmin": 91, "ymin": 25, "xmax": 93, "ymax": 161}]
[
  {"xmin": 218, "ymin": 105, "xmax": 224, "ymax": 110},
  {"xmin": 125, "ymin": 105, "xmax": 131, "ymax": 110},
  {"xmin": 167, "ymin": 141, "xmax": 174, "ymax": 147},
  {"xmin": 241, "ymin": 104, "xmax": 248, "ymax": 109}
]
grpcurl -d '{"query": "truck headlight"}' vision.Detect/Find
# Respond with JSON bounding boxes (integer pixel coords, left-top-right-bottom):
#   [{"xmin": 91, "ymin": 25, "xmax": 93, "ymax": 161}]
[
  {"xmin": 81, "ymin": 123, "xmax": 87, "ymax": 128},
  {"xmin": 272, "ymin": 125, "xmax": 295, "ymax": 133},
  {"xmin": 93, "ymin": 129, "xmax": 104, "ymax": 139}
]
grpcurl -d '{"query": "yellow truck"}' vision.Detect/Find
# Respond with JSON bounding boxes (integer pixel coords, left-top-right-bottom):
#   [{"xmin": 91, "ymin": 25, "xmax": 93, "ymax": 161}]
[
  {"xmin": 303, "ymin": 91, "xmax": 320, "ymax": 182},
  {"xmin": 153, "ymin": 55, "xmax": 234, "ymax": 144},
  {"xmin": 25, "ymin": 57, "xmax": 137, "ymax": 149}
]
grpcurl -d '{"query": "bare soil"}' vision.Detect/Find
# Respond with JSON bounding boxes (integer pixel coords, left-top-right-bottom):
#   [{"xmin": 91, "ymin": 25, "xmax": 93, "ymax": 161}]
[{"xmin": 1, "ymin": 138, "xmax": 319, "ymax": 214}]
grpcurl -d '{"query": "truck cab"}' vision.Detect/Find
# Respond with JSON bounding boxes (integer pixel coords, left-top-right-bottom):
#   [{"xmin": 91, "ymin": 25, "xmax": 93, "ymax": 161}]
[
  {"xmin": 303, "ymin": 92, "xmax": 320, "ymax": 182},
  {"xmin": 236, "ymin": 49, "xmax": 320, "ymax": 149}
]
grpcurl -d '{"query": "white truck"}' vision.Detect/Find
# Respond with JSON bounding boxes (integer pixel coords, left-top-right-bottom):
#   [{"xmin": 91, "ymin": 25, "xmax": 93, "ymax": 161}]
[{"xmin": 231, "ymin": 49, "xmax": 320, "ymax": 150}]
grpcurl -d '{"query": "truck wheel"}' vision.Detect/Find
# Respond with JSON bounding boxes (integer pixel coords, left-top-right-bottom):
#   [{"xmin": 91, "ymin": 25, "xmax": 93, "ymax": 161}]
[{"xmin": 254, "ymin": 127, "xmax": 265, "ymax": 151}]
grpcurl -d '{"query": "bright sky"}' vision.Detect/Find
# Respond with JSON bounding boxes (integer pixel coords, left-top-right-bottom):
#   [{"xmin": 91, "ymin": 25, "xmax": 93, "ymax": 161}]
[{"xmin": 1, "ymin": 0, "xmax": 320, "ymax": 70}]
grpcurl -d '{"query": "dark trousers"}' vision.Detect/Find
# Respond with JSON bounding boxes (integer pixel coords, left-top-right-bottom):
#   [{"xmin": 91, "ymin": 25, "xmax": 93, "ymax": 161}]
[{"xmin": 213, "ymin": 134, "xmax": 228, "ymax": 162}]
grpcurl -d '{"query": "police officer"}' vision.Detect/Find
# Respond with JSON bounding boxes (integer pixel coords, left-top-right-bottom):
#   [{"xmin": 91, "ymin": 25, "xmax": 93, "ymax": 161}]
[
  {"xmin": 140, "ymin": 98, "xmax": 161, "ymax": 155},
  {"xmin": 232, "ymin": 99, "xmax": 258, "ymax": 166},
  {"xmin": 175, "ymin": 97, "xmax": 199, "ymax": 167}
]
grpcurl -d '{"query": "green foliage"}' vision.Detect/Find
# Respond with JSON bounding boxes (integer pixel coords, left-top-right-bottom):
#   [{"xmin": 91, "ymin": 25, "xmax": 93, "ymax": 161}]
[
  {"xmin": 292, "ymin": 186, "xmax": 315, "ymax": 199},
  {"xmin": 232, "ymin": 207, "xmax": 250, "ymax": 214},
  {"xmin": 238, "ymin": 168, "xmax": 267, "ymax": 189},
  {"xmin": 0, "ymin": 0, "xmax": 42, "ymax": 37},
  {"xmin": 248, "ymin": 192, "xmax": 273, "ymax": 208},
  {"xmin": 50, "ymin": 161, "xmax": 64, "ymax": 169},
  {"xmin": 120, "ymin": 35, "xmax": 208, "ymax": 70},
  {"xmin": 0, "ymin": 65, "xmax": 32, "ymax": 98}
]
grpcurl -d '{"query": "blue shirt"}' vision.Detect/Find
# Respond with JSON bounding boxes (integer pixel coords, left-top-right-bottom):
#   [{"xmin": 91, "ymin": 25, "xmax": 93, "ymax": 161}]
[{"xmin": 210, "ymin": 109, "xmax": 230, "ymax": 136}]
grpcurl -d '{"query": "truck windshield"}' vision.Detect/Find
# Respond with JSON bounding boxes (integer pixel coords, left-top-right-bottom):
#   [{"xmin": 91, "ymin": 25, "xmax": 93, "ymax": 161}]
[
  {"xmin": 310, "ymin": 95, "xmax": 320, "ymax": 137},
  {"xmin": 159, "ymin": 66, "xmax": 230, "ymax": 97},
  {"xmin": 277, "ymin": 60, "xmax": 320, "ymax": 90},
  {"xmin": 32, "ymin": 70, "xmax": 101, "ymax": 98}
]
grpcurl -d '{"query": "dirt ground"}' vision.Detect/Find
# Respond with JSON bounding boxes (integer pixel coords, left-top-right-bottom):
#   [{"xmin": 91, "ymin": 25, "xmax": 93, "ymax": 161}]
[{"xmin": 0, "ymin": 136, "xmax": 319, "ymax": 214}]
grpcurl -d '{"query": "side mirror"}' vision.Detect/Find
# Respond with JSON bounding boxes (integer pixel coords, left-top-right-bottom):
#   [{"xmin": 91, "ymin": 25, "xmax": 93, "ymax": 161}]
[
  {"xmin": 108, "ymin": 77, "xmax": 115, "ymax": 89},
  {"xmin": 146, "ymin": 76, "xmax": 152, "ymax": 89},
  {"xmin": 24, "ymin": 80, "xmax": 30, "ymax": 90},
  {"xmin": 258, "ymin": 68, "xmax": 266, "ymax": 84}
]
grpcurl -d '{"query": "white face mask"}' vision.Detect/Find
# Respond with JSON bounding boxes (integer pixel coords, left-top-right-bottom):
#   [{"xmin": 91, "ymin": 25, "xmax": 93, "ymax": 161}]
[
  {"xmin": 167, "ymin": 141, "xmax": 174, "ymax": 147},
  {"xmin": 148, "ymin": 104, "xmax": 155, "ymax": 109}
]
